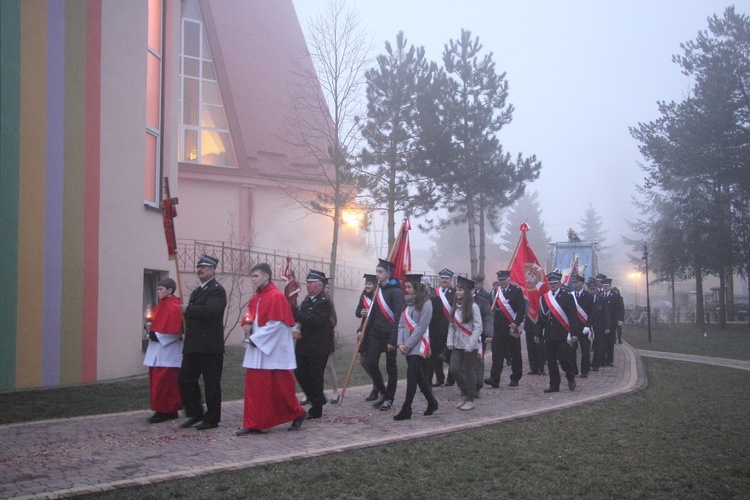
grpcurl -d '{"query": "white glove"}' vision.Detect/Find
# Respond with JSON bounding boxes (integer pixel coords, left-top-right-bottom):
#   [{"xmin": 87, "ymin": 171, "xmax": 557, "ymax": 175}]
[{"xmin": 582, "ymin": 327, "xmax": 590, "ymax": 335}]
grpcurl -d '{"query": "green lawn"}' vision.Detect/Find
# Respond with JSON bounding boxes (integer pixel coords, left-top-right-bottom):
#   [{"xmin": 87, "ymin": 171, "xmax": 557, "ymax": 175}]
[
  {"xmin": 624, "ymin": 322, "xmax": 750, "ymax": 360},
  {"xmin": 83, "ymin": 358, "xmax": 750, "ymax": 499}
]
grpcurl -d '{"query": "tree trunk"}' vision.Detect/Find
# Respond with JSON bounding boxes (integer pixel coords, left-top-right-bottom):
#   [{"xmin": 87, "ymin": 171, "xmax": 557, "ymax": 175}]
[
  {"xmin": 478, "ymin": 194, "xmax": 486, "ymax": 279},
  {"xmin": 718, "ymin": 268, "xmax": 727, "ymax": 329},
  {"xmin": 695, "ymin": 264, "xmax": 705, "ymax": 326},
  {"xmin": 671, "ymin": 272, "xmax": 676, "ymax": 324},
  {"xmin": 467, "ymin": 191, "xmax": 478, "ymax": 277}
]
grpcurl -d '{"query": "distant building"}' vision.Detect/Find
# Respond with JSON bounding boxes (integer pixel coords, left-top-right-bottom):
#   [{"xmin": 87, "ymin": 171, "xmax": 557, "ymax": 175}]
[{"xmin": 0, "ymin": 0, "xmax": 344, "ymax": 390}]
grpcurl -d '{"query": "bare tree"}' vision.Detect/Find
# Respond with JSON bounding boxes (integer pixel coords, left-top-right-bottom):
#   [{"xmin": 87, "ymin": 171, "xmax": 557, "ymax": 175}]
[{"xmin": 283, "ymin": 0, "xmax": 373, "ymax": 295}]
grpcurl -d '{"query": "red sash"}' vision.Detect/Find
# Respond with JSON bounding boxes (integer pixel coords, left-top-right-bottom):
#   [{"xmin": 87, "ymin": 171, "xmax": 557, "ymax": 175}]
[
  {"xmin": 376, "ymin": 288, "xmax": 396, "ymax": 325},
  {"xmin": 403, "ymin": 306, "xmax": 430, "ymax": 357},
  {"xmin": 543, "ymin": 291, "xmax": 570, "ymax": 332},
  {"xmin": 495, "ymin": 288, "xmax": 517, "ymax": 324},
  {"xmin": 454, "ymin": 311, "xmax": 473, "ymax": 336},
  {"xmin": 361, "ymin": 295, "xmax": 373, "ymax": 310},
  {"xmin": 437, "ymin": 287, "xmax": 452, "ymax": 320},
  {"xmin": 573, "ymin": 293, "xmax": 588, "ymax": 325}
]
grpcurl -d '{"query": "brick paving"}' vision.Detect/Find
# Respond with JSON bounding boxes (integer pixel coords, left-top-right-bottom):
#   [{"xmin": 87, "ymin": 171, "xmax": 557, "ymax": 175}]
[{"xmin": 1, "ymin": 342, "xmax": 649, "ymax": 499}]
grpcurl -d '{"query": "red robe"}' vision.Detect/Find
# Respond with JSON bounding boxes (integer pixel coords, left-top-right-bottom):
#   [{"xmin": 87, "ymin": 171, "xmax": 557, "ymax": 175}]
[
  {"xmin": 243, "ymin": 283, "xmax": 305, "ymax": 430},
  {"xmin": 148, "ymin": 296, "xmax": 183, "ymax": 413}
]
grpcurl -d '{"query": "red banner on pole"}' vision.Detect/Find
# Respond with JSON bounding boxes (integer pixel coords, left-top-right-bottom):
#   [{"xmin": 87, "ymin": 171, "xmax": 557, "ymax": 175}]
[
  {"xmin": 509, "ymin": 223, "xmax": 549, "ymax": 322},
  {"xmin": 390, "ymin": 218, "xmax": 412, "ymax": 285}
]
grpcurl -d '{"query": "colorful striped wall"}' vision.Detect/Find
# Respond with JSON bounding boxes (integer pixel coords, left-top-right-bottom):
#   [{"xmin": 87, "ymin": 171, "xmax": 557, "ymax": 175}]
[{"xmin": 0, "ymin": 0, "xmax": 101, "ymax": 390}]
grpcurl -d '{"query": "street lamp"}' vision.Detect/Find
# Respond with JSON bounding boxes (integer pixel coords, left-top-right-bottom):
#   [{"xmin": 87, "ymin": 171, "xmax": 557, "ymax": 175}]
[{"xmin": 629, "ymin": 271, "xmax": 641, "ymax": 306}]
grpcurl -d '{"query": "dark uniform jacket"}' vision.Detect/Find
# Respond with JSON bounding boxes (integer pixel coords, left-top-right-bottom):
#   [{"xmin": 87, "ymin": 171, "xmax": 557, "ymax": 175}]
[
  {"xmin": 605, "ymin": 291, "xmax": 625, "ymax": 331},
  {"xmin": 182, "ymin": 279, "xmax": 227, "ymax": 354},
  {"xmin": 429, "ymin": 286, "xmax": 455, "ymax": 354},
  {"xmin": 367, "ymin": 281, "xmax": 405, "ymax": 347},
  {"xmin": 538, "ymin": 289, "xmax": 576, "ymax": 342},
  {"xmin": 571, "ymin": 289, "xmax": 593, "ymax": 335},
  {"xmin": 492, "ymin": 284, "xmax": 526, "ymax": 336},
  {"xmin": 588, "ymin": 292, "xmax": 611, "ymax": 336},
  {"xmin": 294, "ymin": 292, "xmax": 334, "ymax": 357}
]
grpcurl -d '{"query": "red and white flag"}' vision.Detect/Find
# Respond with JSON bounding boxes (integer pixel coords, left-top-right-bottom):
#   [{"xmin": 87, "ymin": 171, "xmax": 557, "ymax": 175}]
[
  {"xmin": 390, "ymin": 218, "xmax": 412, "ymax": 285},
  {"xmin": 509, "ymin": 223, "xmax": 550, "ymax": 322}
]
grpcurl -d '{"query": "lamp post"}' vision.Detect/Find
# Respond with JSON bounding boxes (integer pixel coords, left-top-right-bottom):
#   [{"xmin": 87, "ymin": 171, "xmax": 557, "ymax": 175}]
[{"xmin": 643, "ymin": 244, "xmax": 652, "ymax": 343}]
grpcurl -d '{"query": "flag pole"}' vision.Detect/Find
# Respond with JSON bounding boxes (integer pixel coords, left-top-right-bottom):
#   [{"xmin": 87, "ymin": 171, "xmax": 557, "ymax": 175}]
[{"xmin": 338, "ymin": 219, "xmax": 406, "ymax": 405}]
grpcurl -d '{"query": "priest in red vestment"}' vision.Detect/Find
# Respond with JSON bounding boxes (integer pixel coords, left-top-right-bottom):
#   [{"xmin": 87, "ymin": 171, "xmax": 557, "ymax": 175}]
[
  {"xmin": 236, "ymin": 263, "xmax": 307, "ymax": 435},
  {"xmin": 143, "ymin": 278, "xmax": 184, "ymax": 423}
]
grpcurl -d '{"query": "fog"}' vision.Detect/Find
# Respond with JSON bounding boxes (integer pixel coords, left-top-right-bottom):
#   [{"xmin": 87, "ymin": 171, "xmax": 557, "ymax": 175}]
[{"xmin": 292, "ymin": 0, "xmax": 739, "ymax": 280}]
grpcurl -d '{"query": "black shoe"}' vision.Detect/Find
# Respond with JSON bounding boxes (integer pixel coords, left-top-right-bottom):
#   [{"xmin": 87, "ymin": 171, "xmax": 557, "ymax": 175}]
[
  {"xmin": 568, "ymin": 378, "xmax": 576, "ymax": 391},
  {"xmin": 509, "ymin": 380, "xmax": 519, "ymax": 387},
  {"xmin": 372, "ymin": 394, "xmax": 387, "ymax": 408},
  {"xmin": 180, "ymin": 416, "xmax": 203, "ymax": 428},
  {"xmin": 483, "ymin": 377, "xmax": 499, "ymax": 388},
  {"xmin": 148, "ymin": 412, "xmax": 178, "ymax": 424},
  {"xmin": 543, "ymin": 386, "xmax": 559, "ymax": 393},
  {"xmin": 365, "ymin": 390, "xmax": 380, "ymax": 402},
  {"xmin": 580, "ymin": 373, "xmax": 588, "ymax": 378},
  {"xmin": 308, "ymin": 406, "xmax": 322, "ymax": 419},
  {"xmin": 379, "ymin": 400, "xmax": 393, "ymax": 411},
  {"xmin": 195, "ymin": 421, "xmax": 218, "ymax": 431},
  {"xmin": 527, "ymin": 370, "xmax": 539, "ymax": 375},
  {"xmin": 424, "ymin": 397, "xmax": 439, "ymax": 416},
  {"xmin": 431, "ymin": 382, "xmax": 444, "ymax": 387},
  {"xmin": 444, "ymin": 381, "xmax": 455, "ymax": 387},
  {"xmin": 288, "ymin": 411, "xmax": 307, "ymax": 431},
  {"xmin": 299, "ymin": 398, "xmax": 310, "ymax": 406},
  {"xmin": 236, "ymin": 428, "xmax": 263, "ymax": 436},
  {"xmin": 393, "ymin": 405, "xmax": 412, "ymax": 421}
]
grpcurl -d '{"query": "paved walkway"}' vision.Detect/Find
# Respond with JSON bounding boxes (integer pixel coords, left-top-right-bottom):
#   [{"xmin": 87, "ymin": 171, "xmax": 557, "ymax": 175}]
[{"xmin": 7, "ymin": 341, "xmax": 742, "ymax": 499}]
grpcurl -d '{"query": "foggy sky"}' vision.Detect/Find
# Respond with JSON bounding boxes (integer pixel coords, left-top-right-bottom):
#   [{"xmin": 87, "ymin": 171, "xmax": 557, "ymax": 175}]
[{"xmin": 291, "ymin": 0, "xmax": 739, "ymax": 274}]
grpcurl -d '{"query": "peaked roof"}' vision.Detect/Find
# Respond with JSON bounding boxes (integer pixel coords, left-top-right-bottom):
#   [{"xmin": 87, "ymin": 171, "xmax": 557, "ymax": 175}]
[{"xmin": 200, "ymin": 0, "xmax": 332, "ymax": 181}]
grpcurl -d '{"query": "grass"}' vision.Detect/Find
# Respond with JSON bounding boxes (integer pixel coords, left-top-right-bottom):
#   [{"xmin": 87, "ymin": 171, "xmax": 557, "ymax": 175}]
[
  {"xmin": 4, "ymin": 326, "xmax": 750, "ymax": 498},
  {"xmin": 82, "ymin": 358, "xmax": 750, "ymax": 499},
  {"xmin": 624, "ymin": 322, "xmax": 750, "ymax": 361},
  {"xmin": 0, "ymin": 343, "xmax": 396, "ymax": 425}
]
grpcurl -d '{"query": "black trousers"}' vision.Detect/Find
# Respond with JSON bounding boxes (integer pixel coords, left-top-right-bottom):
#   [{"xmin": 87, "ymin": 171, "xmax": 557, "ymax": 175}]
[
  {"xmin": 179, "ymin": 352, "xmax": 223, "ymax": 425},
  {"xmin": 489, "ymin": 334, "xmax": 523, "ymax": 383},
  {"xmin": 591, "ymin": 334, "xmax": 606, "ymax": 369},
  {"xmin": 295, "ymin": 354, "xmax": 328, "ymax": 410},
  {"xmin": 363, "ymin": 334, "xmax": 398, "ymax": 400},
  {"xmin": 544, "ymin": 340, "xmax": 575, "ymax": 389},
  {"xmin": 578, "ymin": 334, "xmax": 592, "ymax": 375},
  {"xmin": 605, "ymin": 331, "xmax": 616, "ymax": 365},
  {"xmin": 403, "ymin": 355, "xmax": 433, "ymax": 406},
  {"xmin": 525, "ymin": 329, "xmax": 546, "ymax": 374}
]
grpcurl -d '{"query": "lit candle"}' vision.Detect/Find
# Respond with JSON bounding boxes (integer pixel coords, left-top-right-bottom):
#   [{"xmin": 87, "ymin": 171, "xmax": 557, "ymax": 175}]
[{"xmin": 144, "ymin": 305, "xmax": 153, "ymax": 320}]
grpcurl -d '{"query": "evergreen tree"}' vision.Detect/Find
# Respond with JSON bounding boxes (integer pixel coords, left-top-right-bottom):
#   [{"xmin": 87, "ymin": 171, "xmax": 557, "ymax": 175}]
[
  {"xmin": 416, "ymin": 30, "xmax": 541, "ymax": 278},
  {"xmin": 579, "ymin": 204, "xmax": 612, "ymax": 271},
  {"xmin": 358, "ymin": 32, "xmax": 439, "ymax": 248},
  {"xmin": 499, "ymin": 191, "xmax": 551, "ymax": 262}
]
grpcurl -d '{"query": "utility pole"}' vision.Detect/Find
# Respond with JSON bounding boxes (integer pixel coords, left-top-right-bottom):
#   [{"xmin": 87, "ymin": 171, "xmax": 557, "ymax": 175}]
[{"xmin": 644, "ymin": 244, "xmax": 652, "ymax": 343}]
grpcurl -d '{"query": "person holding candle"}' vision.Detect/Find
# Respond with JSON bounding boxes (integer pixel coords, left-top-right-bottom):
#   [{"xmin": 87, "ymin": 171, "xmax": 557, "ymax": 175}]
[
  {"xmin": 143, "ymin": 278, "xmax": 184, "ymax": 423},
  {"xmin": 236, "ymin": 263, "xmax": 307, "ymax": 435}
]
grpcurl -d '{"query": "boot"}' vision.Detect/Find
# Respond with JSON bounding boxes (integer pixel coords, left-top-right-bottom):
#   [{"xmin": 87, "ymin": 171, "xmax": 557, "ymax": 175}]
[
  {"xmin": 393, "ymin": 404, "xmax": 412, "ymax": 421},
  {"xmin": 424, "ymin": 395, "xmax": 439, "ymax": 416}
]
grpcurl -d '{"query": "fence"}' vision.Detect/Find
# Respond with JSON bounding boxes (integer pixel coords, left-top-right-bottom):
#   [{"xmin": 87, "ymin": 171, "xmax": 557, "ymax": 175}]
[{"xmin": 176, "ymin": 239, "xmax": 369, "ymax": 291}]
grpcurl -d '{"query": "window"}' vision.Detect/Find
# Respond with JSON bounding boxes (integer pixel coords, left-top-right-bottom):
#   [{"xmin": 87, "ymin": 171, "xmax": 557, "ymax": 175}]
[
  {"xmin": 145, "ymin": 0, "xmax": 164, "ymax": 204},
  {"xmin": 179, "ymin": 0, "xmax": 237, "ymax": 167}
]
